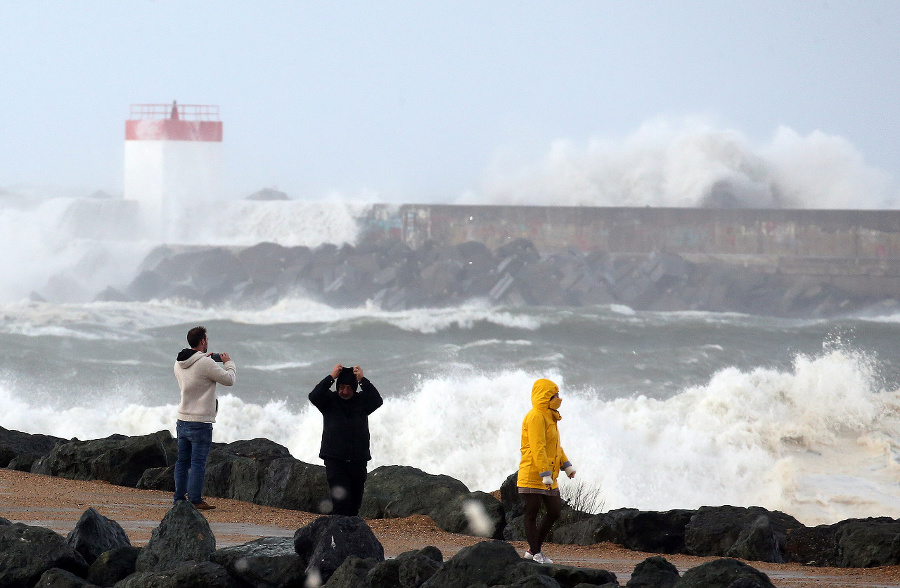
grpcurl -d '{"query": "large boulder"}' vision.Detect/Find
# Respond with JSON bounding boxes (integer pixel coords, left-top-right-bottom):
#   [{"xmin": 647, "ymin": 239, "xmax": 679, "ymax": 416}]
[
  {"xmin": 256, "ymin": 457, "xmax": 330, "ymax": 512},
  {"xmin": 499, "ymin": 472, "xmax": 525, "ymax": 520},
  {"xmin": 135, "ymin": 500, "xmax": 216, "ymax": 573},
  {"xmin": 35, "ymin": 431, "xmax": 177, "ymax": 488},
  {"xmin": 366, "ymin": 546, "xmax": 443, "ymax": 588},
  {"xmin": 321, "ymin": 555, "xmax": 378, "ymax": 588},
  {"xmin": 33, "ymin": 568, "xmax": 98, "ymax": 588},
  {"xmin": 396, "ymin": 549, "xmax": 443, "ymax": 588},
  {"xmin": 617, "ymin": 509, "xmax": 694, "ymax": 554},
  {"xmin": 783, "ymin": 517, "xmax": 900, "ymax": 568},
  {"xmin": 210, "ymin": 536, "xmax": 306, "ymax": 588},
  {"xmin": 65, "ymin": 508, "xmax": 131, "ymax": 566},
  {"xmin": 505, "ymin": 561, "xmax": 618, "ymax": 588},
  {"xmin": 552, "ymin": 508, "xmax": 640, "ymax": 546},
  {"xmin": 673, "ymin": 558, "xmax": 775, "ymax": 588},
  {"xmin": 85, "ymin": 546, "xmax": 140, "ymax": 587},
  {"xmin": 495, "ymin": 239, "xmax": 541, "ymax": 266},
  {"xmin": 0, "ymin": 426, "xmax": 64, "ymax": 468},
  {"xmin": 626, "ymin": 555, "xmax": 680, "ymax": 588},
  {"xmin": 362, "ymin": 465, "xmax": 506, "ymax": 538},
  {"xmin": 238, "ymin": 242, "xmax": 292, "ymax": 284},
  {"xmin": 419, "ymin": 540, "xmax": 522, "ymax": 588},
  {"xmin": 124, "ymin": 269, "xmax": 173, "ymax": 302},
  {"xmin": 683, "ymin": 506, "xmax": 801, "ymax": 563},
  {"xmin": 203, "ymin": 438, "xmax": 294, "ymax": 503},
  {"xmin": 504, "ymin": 575, "xmax": 562, "ymax": 588},
  {"xmin": 835, "ymin": 517, "xmax": 900, "ymax": 568},
  {"xmin": 554, "ymin": 508, "xmax": 694, "ymax": 554},
  {"xmin": 783, "ymin": 523, "xmax": 837, "ymax": 566},
  {"xmin": 360, "ymin": 465, "xmax": 469, "ymax": 520},
  {"xmin": 293, "ymin": 516, "xmax": 384, "ymax": 584},
  {"xmin": 0, "ymin": 523, "xmax": 88, "ymax": 587},
  {"xmin": 115, "ymin": 561, "xmax": 237, "ymax": 588},
  {"xmin": 135, "ymin": 466, "xmax": 175, "ymax": 492},
  {"xmin": 428, "ymin": 491, "xmax": 506, "ymax": 539},
  {"xmin": 156, "ymin": 247, "xmax": 250, "ymax": 305}
]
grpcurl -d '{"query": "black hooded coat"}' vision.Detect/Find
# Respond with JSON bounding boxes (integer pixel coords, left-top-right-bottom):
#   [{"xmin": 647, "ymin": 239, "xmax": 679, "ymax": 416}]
[{"xmin": 308, "ymin": 374, "xmax": 383, "ymax": 462}]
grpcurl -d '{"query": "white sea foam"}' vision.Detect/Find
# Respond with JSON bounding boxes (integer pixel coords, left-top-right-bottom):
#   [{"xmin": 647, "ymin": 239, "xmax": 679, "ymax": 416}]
[
  {"xmin": 0, "ymin": 300, "xmax": 217, "ymax": 339},
  {"xmin": 248, "ymin": 361, "xmax": 315, "ymax": 372},
  {"xmin": 0, "ymin": 299, "xmax": 549, "ymax": 351},
  {"xmin": 573, "ymin": 349, "xmax": 900, "ymax": 525},
  {"xmin": 472, "ymin": 118, "xmax": 897, "ymax": 209},
  {"xmin": 2, "ymin": 348, "xmax": 898, "ymax": 524},
  {"xmin": 233, "ymin": 299, "xmax": 544, "ymax": 333},
  {"xmin": 857, "ymin": 309, "xmax": 900, "ymax": 324},
  {"xmin": 455, "ymin": 339, "xmax": 533, "ymax": 350}
]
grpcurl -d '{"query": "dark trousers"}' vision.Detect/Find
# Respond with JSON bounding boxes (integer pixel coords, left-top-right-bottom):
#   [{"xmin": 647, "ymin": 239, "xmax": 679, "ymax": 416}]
[
  {"xmin": 522, "ymin": 493, "xmax": 562, "ymax": 554},
  {"xmin": 173, "ymin": 420, "xmax": 213, "ymax": 504},
  {"xmin": 324, "ymin": 459, "xmax": 368, "ymax": 516}
]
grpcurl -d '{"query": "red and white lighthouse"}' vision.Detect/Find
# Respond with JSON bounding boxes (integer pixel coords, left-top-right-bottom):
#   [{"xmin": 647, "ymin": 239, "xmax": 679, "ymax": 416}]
[{"xmin": 124, "ymin": 102, "xmax": 223, "ymax": 237}]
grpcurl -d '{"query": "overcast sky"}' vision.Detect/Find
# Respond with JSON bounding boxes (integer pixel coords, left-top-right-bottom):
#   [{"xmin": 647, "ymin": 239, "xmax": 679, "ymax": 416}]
[{"xmin": 1, "ymin": 1, "xmax": 898, "ymax": 203}]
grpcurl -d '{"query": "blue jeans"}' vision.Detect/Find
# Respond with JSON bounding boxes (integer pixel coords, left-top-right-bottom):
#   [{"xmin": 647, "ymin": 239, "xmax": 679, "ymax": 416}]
[{"xmin": 173, "ymin": 420, "xmax": 213, "ymax": 504}]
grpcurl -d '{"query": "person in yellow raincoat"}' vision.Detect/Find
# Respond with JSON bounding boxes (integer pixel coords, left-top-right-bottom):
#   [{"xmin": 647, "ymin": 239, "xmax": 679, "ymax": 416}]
[{"xmin": 517, "ymin": 378, "xmax": 576, "ymax": 564}]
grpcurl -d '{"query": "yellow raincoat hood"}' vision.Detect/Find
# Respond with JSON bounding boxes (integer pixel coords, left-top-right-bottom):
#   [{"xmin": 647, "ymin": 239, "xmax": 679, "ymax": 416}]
[{"xmin": 531, "ymin": 378, "xmax": 562, "ymax": 420}]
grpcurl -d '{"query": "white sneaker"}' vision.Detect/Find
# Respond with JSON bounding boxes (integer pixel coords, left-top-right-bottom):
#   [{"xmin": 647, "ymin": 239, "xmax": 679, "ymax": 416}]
[
  {"xmin": 523, "ymin": 550, "xmax": 534, "ymax": 560},
  {"xmin": 532, "ymin": 552, "xmax": 553, "ymax": 564}
]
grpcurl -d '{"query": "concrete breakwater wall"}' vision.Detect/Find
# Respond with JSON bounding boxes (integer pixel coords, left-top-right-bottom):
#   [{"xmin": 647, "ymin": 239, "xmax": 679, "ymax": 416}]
[
  {"xmin": 359, "ymin": 204, "xmax": 900, "ymax": 259},
  {"xmin": 350, "ymin": 204, "xmax": 900, "ymax": 314}
]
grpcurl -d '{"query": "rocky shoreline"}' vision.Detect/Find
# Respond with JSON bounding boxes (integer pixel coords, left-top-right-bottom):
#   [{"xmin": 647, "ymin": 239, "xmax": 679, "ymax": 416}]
[
  {"xmin": 1, "ymin": 501, "xmax": 779, "ymax": 588},
  {"xmin": 4, "ymin": 425, "xmax": 900, "ymax": 586},
  {"xmin": 92, "ymin": 238, "xmax": 899, "ymax": 318}
]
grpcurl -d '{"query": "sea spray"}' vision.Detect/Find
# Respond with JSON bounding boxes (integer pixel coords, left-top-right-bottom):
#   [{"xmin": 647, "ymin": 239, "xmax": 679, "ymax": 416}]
[
  {"xmin": 0, "ymin": 195, "xmax": 368, "ymax": 303},
  {"xmin": 473, "ymin": 118, "xmax": 896, "ymax": 209},
  {"xmin": 575, "ymin": 349, "xmax": 900, "ymax": 525},
  {"xmin": 3, "ymin": 346, "xmax": 900, "ymax": 525}
]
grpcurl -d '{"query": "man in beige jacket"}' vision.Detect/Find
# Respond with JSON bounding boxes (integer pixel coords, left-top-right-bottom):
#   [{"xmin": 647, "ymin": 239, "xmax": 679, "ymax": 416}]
[{"xmin": 173, "ymin": 325, "xmax": 236, "ymax": 510}]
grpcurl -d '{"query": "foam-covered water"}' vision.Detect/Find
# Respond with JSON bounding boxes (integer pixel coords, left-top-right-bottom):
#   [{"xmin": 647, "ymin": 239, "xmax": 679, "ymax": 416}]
[
  {"xmin": 3, "ymin": 296, "xmax": 900, "ymax": 526},
  {"xmin": 3, "ymin": 119, "xmax": 900, "ymax": 526}
]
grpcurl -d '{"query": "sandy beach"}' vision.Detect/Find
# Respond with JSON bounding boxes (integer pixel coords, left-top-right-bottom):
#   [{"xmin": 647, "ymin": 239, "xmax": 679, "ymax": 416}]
[{"xmin": 2, "ymin": 468, "xmax": 899, "ymax": 588}]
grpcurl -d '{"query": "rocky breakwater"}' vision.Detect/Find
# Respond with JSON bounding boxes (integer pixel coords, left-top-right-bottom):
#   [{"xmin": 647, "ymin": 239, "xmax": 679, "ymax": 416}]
[
  {"xmin": 98, "ymin": 238, "xmax": 898, "ymax": 317},
  {"xmin": 509, "ymin": 472, "xmax": 900, "ymax": 569},
  {"xmin": 3, "ymin": 504, "xmax": 790, "ymax": 588},
  {"xmin": 5, "ymin": 428, "xmax": 900, "ymax": 574},
  {"xmin": 4, "ymin": 429, "xmax": 507, "ymax": 541}
]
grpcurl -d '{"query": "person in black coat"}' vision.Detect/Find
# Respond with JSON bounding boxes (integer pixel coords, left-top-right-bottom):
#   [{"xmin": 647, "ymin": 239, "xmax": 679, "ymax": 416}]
[{"xmin": 309, "ymin": 363, "xmax": 383, "ymax": 516}]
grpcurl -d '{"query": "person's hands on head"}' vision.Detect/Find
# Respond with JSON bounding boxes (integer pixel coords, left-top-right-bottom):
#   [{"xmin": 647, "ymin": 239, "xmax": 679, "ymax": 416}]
[
  {"xmin": 541, "ymin": 475, "xmax": 553, "ymax": 486},
  {"xmin": 331, "ymin": 364, "xmax": 342, "ymax": 380},
  {"xmin": 353, "ymin": 366, "xmax": 363, "ymax": 381},
  {"xmin": 565, "ymin": 465, "xmax": 576, "ymax": 479}
]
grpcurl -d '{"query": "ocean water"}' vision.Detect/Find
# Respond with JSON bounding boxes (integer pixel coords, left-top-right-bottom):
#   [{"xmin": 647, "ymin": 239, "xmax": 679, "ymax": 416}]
[
  {"xmin": 3, "ymin": 291, "xmax": 900, "ymax": 526},
  {"xmin": 2, "ymin": 123, "xmax": 900, "ymax": 527}
]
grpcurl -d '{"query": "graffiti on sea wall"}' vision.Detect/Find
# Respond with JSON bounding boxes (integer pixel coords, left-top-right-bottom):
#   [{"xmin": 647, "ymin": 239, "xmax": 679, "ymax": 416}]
[{"xmin": 358, "ymin": 204, "xmax": 900, "ymax": 260}]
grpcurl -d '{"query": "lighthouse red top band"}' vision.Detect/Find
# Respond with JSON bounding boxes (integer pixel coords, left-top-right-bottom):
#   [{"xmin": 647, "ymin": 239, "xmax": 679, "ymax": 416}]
[{"xmin": 125, "ymin": 102, "xmax": 222, "ymax": 142}]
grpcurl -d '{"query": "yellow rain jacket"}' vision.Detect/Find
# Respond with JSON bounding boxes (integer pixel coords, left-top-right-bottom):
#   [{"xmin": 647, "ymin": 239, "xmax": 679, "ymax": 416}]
[{"xmin": 517, "ymin": 378, "xmax": 571, "ymax": 490}]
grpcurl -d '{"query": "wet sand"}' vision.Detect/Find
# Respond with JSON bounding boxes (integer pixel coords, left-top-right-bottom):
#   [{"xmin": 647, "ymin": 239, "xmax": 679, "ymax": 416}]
[{"xmin": 1, "ymin": 469, "xmax": 899, "ymax": 587}]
